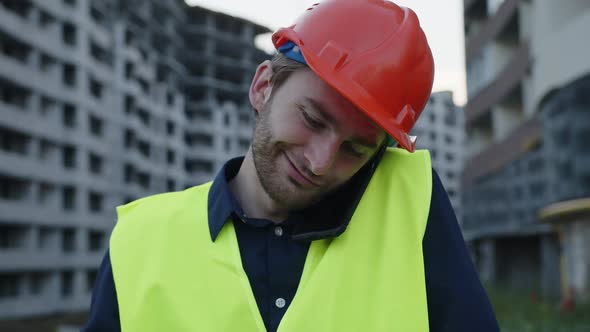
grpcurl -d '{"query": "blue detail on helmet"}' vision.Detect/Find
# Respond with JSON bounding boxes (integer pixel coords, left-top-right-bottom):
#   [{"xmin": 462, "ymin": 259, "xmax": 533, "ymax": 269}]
[{"xmin": 277, "ymin": 41, "xmax": 307, "ymax": 65}]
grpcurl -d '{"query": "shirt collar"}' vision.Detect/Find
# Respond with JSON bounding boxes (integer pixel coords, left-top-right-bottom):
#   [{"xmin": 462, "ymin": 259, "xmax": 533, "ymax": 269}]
[
  {"xmin": 207, "ymin": 155, "xmax": 377, "ymax": 242},
  {"xmin": 207, "ymin": 157, "xmax": 245, "ymax": 241}
]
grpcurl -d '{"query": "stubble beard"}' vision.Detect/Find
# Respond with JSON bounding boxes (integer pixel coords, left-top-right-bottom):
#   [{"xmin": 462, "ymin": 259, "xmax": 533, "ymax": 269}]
[{"xmin": 251, "ymin": 107, "xmax": 332, "ymax": 212}]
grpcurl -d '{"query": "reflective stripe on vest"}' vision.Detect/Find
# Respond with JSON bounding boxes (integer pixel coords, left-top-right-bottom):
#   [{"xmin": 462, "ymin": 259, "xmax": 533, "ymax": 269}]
[{"xmin": 110, "ymin": 148, "xmax": 432, "ymax": 332}]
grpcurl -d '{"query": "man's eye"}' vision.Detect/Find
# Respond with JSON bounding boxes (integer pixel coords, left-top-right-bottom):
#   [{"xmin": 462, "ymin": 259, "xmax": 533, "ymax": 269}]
[
  {"xmin": 301, "ymin": 109, "xmax": 325, "ymax": 129},
  {"xmin": 341, "ymin": 142, "xmax": 364, "ymax": 158}
]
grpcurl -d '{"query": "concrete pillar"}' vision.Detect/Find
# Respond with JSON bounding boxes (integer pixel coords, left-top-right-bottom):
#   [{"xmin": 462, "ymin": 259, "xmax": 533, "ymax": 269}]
[
  {"xmin": 479, "ymin": 238, "xmax": 496, "ymax": 283},
  {"xmin": 24, "ymin": 176, "xmax": 37, "ymax": 205},
  {"xmin": 540, "ymin": 233, "xmax": 561, "ymax": 299},
  {"xmin": 74, "ymin": 269, "xmax": 86, "ymax": 302},
  {"xmin": 28, "ymin": 47, "xmax": 40, "ymax": 69},
  {"xmin": 46, "ymin": 271, "xmax": 60, "ymax": 305},
  {"xmin": 241, "ymin": 24, "xmax": 254, "ymax": 42},
  {"xmin": 28, "ymin": 6, "xmax": 40, "ymax": 26},
  {"xmin": 566, "ymin": 219, "xmax": 590, "ymax": 302},
  {"xmin": 27, "ymin": 226, "xmax": 40, "ymax": 253},
  {"xmin": 78, "ymin": 228, "xmax": 87, "ymax": 255},
  {"xmin": 28, "ymin": 90, "xmax": 40, "ymax": 116}
]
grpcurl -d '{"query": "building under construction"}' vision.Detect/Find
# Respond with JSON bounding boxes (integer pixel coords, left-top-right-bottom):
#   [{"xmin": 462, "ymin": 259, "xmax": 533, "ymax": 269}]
[
  {"xmin": 462, "ymin": 0, "xmax": 590, "ymax": 302},
  {"xmin": 411, "ymin": 91, "xmax": 465, "ymax": 224},
  {"xmin": 0, "ymin": 0, "xmax": 269, "ymax": 320}
]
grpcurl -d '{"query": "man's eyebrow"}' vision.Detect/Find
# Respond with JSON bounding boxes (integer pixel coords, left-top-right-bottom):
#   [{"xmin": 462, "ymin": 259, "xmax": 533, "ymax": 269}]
[
  {"xmin": 303, "ymin": 97, "xmax": 380, "ymax": 149},
  {"xmin": 303, "ymin": 97, "xmax": 335, "ymax": 123}
]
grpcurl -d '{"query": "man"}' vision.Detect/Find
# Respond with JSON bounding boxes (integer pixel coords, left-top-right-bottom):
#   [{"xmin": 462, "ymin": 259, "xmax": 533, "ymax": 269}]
[{"xmin": 83, "ymin": 1, "xmax": 499, "ymax": 331}]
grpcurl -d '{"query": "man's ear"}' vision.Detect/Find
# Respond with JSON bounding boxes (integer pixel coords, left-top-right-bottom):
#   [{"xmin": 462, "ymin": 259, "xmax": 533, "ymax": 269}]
[{"xmin": 249, "ymin": 60, "xmax": 273, "ymax": 115}]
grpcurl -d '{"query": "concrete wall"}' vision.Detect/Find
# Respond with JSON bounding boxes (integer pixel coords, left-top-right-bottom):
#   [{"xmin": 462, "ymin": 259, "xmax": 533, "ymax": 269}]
[{"xmin": 532, "ymin": 3, "xmax": 590, "ymax": 110}]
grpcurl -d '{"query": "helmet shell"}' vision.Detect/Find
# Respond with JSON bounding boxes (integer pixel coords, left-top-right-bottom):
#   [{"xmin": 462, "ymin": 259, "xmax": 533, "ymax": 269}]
[{"xmin": 272, "ymin": 0, "xmax": 435, "ymax": 151}]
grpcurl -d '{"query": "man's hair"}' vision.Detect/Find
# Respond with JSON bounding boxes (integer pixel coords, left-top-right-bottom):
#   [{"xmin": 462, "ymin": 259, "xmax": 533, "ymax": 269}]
[
  {"xmin": 269, "ymin": 53, "xmax": 309, "ymax": 92},
  {"xmin": 252, "ymin": 53, "xmax": 308, "ymax": 117}
]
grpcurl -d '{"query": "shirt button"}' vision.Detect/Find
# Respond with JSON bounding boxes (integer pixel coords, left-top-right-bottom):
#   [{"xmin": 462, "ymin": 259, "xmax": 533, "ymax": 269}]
[
  {"xmin": 275, "ymin": 297, "xmax": 286, "ymax": 309},
  {"xmin": 274, "ymin": 226, "xmax": 283, "ymax": 237}
]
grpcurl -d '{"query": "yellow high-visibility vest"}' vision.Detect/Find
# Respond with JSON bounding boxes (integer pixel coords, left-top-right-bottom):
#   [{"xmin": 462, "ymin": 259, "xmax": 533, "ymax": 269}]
[{"xmin": 110, "ymin": 148, "xmax": 432, "ymax": 331}]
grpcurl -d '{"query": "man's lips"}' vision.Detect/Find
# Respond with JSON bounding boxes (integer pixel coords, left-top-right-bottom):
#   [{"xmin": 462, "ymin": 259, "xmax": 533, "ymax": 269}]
[{"xmin": 284, "ymin": 153, "xmax": 320, "ymax": 187}]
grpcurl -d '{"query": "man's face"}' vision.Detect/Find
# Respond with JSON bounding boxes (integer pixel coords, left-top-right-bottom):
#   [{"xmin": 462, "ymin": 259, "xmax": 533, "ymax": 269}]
[{"xmin": 250, "ymin": 65, "xmax": 385, "ymax": 211}]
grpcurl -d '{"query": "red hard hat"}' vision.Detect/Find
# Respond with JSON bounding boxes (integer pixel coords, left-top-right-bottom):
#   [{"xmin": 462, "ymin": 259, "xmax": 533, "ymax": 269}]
[{"xmin": 272, "ymin": 0, "xmax": 434, "ymax": 152}]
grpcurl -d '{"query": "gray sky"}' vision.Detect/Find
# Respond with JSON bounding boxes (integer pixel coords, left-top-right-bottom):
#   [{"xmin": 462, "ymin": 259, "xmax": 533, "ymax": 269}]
[{"xmin": 185, "ymin": 0, "xmax": 467, "ymax": 106}]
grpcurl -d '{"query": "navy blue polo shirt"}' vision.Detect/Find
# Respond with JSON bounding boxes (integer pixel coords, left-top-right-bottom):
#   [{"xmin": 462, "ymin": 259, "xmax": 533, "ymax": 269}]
[{"xmin": 82, "ymin": 156, "xmax": 499, "ymax": 332}]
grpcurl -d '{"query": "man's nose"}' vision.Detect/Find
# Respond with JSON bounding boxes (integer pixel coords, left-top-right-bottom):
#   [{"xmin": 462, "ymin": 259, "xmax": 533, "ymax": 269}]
[{"xmin": 305, "ymin": 135, "xmax": 341, "ymax": 176}]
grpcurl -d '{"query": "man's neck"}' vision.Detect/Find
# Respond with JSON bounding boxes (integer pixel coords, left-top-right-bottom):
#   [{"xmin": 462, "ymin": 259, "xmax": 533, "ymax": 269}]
[{"xmin": 228, "ymin": 150, "xmax": 288, "ymax": 223}]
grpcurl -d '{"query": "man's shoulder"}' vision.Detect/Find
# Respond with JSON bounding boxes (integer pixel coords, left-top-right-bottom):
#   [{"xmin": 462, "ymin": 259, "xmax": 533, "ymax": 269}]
[
  {"xmin": 114, "ymin": 182, "xmax": 213, "ymax": 227},
  {"xmin": 124, "ymin": 182, "xmax": 211, "ymax": 208}
]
